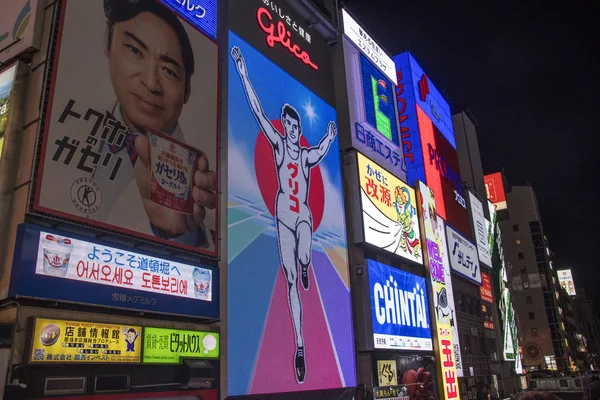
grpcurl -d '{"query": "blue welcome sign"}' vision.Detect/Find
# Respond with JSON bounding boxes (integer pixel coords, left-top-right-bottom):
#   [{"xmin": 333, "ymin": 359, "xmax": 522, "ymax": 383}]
[{"xmin": 368, "ymin": 259, "xmax": 433, "ymax": 351}]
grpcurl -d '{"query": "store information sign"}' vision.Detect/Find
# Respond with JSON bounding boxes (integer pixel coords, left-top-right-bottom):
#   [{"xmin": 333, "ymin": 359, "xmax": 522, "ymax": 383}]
[
  {"xmin": 445, "ymin": 224, "xmax": 481, "ymax": 285},
  {"xmin": 143, "ymin": 327, "xmax": 219, "ymax": 363},
  {"xmin": 358, "ymin": 152, "xmax": 423, "ymax": 264},
  {"xmin": 368, "ymin": 259, "xmax": 432, "ymax": 351},
  {"xmin": 35, "ymin": 231, "xmax": 213, "ymax": 302},
  {"xmin": 341, "ymin": 9, "xmax": 395, "ymax": 82},
  {"xmin": 419, "ymin": 182, "xmax": 463, "ymax": 388},
  {"xmin": 30, "ymin": 318, "xmax": 141, "ymax": 363},
  {"xmin": 480, "ymin": 272, "xmax": 494, "ymax": 303},
  {"xmin": 468, "ymin": 192, "xmax": 492, "ymax": 267}
]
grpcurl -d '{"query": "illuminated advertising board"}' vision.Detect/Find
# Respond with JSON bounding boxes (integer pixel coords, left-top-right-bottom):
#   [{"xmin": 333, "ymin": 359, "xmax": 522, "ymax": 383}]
[
  {"xmin": 143, "ymin": 327, "xmax": 219, "ymax": 363},
  {"xmin": 0, "ymin": 0, "xmax": 45, "ymax": 64},
  {"xmin": 357, "ymin": 153, "xmax": 423, "ymax": 264},
  {"xmin": 445, "ymin": 224, "xmax": 481, "ymax": 285},
  {"xmin": 30, "ymin": 318, "xmax": 141, "ymax": 363},
  {"xmin": 480, "ymin": 272, "xmax": 494, "ymax": 304},
  {"xmin": 342, "ymin": 36, "xmax": 404, "ymax": 178},
  {"xmin": 394, "ymin": 52, "xmax": 456, "ymax": 150},
  {"xmin": 557, "ymin": 269, "xmax": 576, "ymax": 296},
  {"xmin": 468, "ymin": 192, "xmax": 493, "ymax": 267},
  {"xmin": 484, "ymin": 172, "xmax": 507, "ymax": 210},
  {"xmin": 32, "ymin": 0, "xmax": 219, "ymax": 256},
  {"xmin": 227, "ymin": 1, "xmax": 355, "ymax": 393},
  {"xmin": 9, "ymin": 223, "xmax": 219, "ymax": 318},
  {"xmin": 419, "ymin": 181, "xmax": 463, "ymax": 389},
  {"xmin": 159, "ymin": 0, "xmax": 217, "ymax": 40},
  {"xmin": 488, "ymin": 202, "xmax": 519, "ymax": 362},
  {"xmin": 341, "ymin": 9, "xmax": 396, "ymax": 82},
  {"xmin": 368, "ymin": 259, "xmax": 432, "ymax": 351}
]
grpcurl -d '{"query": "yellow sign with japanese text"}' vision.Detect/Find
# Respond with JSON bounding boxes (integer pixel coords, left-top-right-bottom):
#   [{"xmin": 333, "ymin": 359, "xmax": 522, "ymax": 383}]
[
  {"xmin": 30, "ymin": 318, "xmax": 142, "ymax": 363},
  {"xmin": 357, "ymin": 152, "xmax": 422, "ymax": 264}
]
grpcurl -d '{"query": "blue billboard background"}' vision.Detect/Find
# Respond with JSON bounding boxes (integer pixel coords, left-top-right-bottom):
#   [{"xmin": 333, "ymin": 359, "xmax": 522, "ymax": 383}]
[
  {"xmin": 160, "ymin": 0, "xmax": 217, "ymax": 40},
  {"xmin": 9, "ymin": 224, "xmax": 219, "ymax": 319},
  {"xmin": 368, "ymin": 259, "xmax": 432, "ymax": 343},
  {"xmin": 393, "ymin": 52, "xmax": 455, "ymax": 149}
]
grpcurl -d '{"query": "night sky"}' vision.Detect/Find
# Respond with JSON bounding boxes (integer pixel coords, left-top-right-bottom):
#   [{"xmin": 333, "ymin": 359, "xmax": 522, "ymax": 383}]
[{"xmin": 340, "ymin": 1, "xmax": 600, "ymax": 305}]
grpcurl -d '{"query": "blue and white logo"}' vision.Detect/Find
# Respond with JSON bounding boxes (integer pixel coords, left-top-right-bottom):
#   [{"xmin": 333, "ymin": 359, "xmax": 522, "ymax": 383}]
[
  {"xmin": 368, "ymin": 259, "xmax": 433, "ymax": 351},
  {"xmin": 160, "ymin": 0, "xmax": 217, "ymax": 40}
]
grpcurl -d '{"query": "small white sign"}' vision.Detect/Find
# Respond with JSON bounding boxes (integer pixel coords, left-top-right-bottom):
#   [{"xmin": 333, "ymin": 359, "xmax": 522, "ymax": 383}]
[
  {"xmin": 446, "ymin": 224, "xmax": 481, "ymax": 285},
  {"xmin": 341, "ymin": 9, "xmax": 396, "ymax": 82},
  {"xmin": 468, "ymin": 192, "xmax": 493, "ymax": 267}
]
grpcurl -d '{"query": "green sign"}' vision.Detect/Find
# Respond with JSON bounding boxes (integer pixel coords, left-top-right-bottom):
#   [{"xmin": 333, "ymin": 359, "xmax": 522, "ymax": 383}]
[{"xmin": 142, "ymin": 327, "xmax": 219, "ymax": 364}]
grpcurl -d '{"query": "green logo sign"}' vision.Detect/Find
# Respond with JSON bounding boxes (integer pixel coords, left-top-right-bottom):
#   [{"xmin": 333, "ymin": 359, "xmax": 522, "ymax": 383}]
[{"xmin": 143, "ymin": 327, "xmax": 219, "ymax": 364}]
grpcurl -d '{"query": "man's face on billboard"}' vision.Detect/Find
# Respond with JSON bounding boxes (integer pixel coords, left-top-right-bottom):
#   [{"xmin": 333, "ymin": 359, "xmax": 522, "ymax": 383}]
[
  {"xmin": 104, "ymin": 12, "xmax": 189, "ymax": 133},
  {"xmin": 283, "ymin": 114, "xmax": 300, "ymax": 145}
]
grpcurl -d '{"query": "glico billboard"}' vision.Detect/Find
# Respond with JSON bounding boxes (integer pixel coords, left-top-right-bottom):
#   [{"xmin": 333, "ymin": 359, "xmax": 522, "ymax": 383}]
[
  {"xmin": 228, "ymin": 0, "xmax": 355, "ymax": 395},
  {"xmin": 394, "ymin": 52, "xmax": 470, "ymax": 238}
]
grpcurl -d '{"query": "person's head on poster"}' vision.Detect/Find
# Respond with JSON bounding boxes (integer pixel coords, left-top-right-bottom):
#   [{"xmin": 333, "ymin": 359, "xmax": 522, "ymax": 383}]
[{"xmin": 103, "ymin": 0, "xmax": 195, "ymax": 134}]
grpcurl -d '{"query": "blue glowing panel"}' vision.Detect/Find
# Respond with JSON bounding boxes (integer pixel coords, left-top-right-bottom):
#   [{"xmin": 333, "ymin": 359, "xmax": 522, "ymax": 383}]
[
  {"xmin": 394, "ymin": 52, "xmax": 455, "ymax": 149},
  {"xmin": 160, "ymin": 0, "xmax": 217, "ymax": 40}
]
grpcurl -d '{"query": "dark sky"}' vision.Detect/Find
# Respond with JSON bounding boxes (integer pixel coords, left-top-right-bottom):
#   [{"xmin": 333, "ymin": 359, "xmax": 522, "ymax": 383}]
[{"xmin": 340, "ymin": 1, "xmax": 600, "ymax": 304}]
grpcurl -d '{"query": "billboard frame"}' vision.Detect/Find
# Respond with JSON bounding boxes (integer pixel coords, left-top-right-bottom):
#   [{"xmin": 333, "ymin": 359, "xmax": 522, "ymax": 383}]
[{"xmin": 28, "ymin": 0, "xmax": 221, "ymax": 258}]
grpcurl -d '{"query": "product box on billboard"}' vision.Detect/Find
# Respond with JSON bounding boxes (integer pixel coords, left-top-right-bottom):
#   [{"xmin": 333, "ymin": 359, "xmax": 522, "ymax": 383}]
[
  {"xmin": 9, "ymin": 223, "xmax": 219, "ymax": 319},
  {"xmin": 32, "ymin": 0, "xmax": 219, "ymax": 256}
]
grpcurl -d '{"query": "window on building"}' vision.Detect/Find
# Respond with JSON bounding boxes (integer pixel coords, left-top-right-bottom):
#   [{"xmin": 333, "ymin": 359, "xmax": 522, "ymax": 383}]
[
  {"xmin": 520, "ymin": 266, "xmax": 527, "ymax": 274},
  {"xmin": 513, "ymin": 224, "xmax": 519, "ymax": 232},
  {"xmin": 466, "ymin": 295, "xmax": 474, "ymax": 315},
  {"xmin": 515, "ymin": 239, "xmax": 522, "ymax": 246},
  {"xmin": 523, "ymin": 281, "xmax": 530, "ymax": 289},
  {"xmin": 459, "ymin": 293, "xmax": 466, "ymax": 313},
  {"xmin": 532, "ymin": 328, "xmax": 539, "ymax": 337},
  {"xmin": 529, "ymin": 312, "xmax": 535, "ymax": 320},
  {"xmin": 526, "ymin": 296, "xmax": 533, "ymax": 304},
  {"xmin": 518, "ymin": 252, "xmax": 525, "ymax": 260}
]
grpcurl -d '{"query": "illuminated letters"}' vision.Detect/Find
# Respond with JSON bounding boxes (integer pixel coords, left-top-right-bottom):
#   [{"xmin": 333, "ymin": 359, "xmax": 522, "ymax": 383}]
[{"xmin": 257, "ymin": 8, "xmax": 318, "ymax": 71}]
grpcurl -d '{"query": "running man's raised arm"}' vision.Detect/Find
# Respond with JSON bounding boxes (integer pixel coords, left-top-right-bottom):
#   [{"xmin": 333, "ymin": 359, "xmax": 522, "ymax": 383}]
[
  {"xmin": 231, "ymin": 46, "xmax": 281, "ymax": 148},
  {"xmin": 307, "ymin": 121, "xmax": 337, "ymax": 167}
]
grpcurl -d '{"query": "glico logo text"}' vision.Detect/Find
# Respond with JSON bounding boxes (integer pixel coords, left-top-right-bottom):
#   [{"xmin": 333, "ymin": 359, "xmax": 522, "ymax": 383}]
[
  {"xmin": 257, "ymin": 7, "xmax": 318, "ymax": 71},
  {"xmin": 427, "ymin": 144, "xmax": 466, "ymax": 209}
]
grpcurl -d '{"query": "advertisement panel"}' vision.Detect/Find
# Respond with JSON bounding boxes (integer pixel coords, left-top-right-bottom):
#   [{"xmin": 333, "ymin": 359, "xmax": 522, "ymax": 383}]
[
  {"xmin": 0, "ymin": 0, "xmax": 44, "ymax": 64},
  {"xmin": 480, "ymin": 272, "xmax": 494, "ymax": 304},
  {"xmin": 159, "ymin": 0, "xmax": 217, "ymax": 40},
  {"xmin": 373, "ymin": 354, "xmax": 438, "ymax": 400},
  {"xmin": 368, "ymin": 259, "xmax": 432, "ymax": 351},
  {"xmin": 341, "ymin": 9, "xmax": 396, "ymax": 83},
  {"xmin": 10, "ymin": 223, "xmax": 219, "ymax": 318},
  {"xmin": 393, "ymin": 52, "xmax": 456, "ymax": 150},
  {"xmin": 343, "ymin": 38, "xmax": 404, "ymax": 178},
  {"xmin": 358, "ymin": 153, "xmax": 422, "ymax": 264},
  {"xmin": 418, "ymin": 106, "xmax": 470, "ymax": 238},
  {"xmin": 419, "ymin": 181, "xmax": 463, "ymax": 389},
  {"xmin": 30, "ymin": 318, "xmax": 141, "ymax": 363},
  {"xmin": 445, "ymin": 224, "xmax": 481, "ymax": 285},
  {"xmin": 484, "ymin": 172, "xmax": 507, "ymax": 210},
  {"xmin": 488, "ymin": 202, "xmax": 519, "ymax": 362},
  {"xmin": 227, "ymin": 1, "xmax": 355, "ymax": 392},
  {"xmin": 557, "ymin": 269, "xmax": 576, "ymax": 296},
  {"xmin": 33, "ymin": 0, "xmax": 219, "ymax": 256},
  {"xmin": 468, "ymin": 192, "xmax": 492, "ymax": 267},
  {"xmin": 0, "ymin": 65, "xmax": 17, "ymax": 151},
  {"xmin": 143, "ymin": 327, "xmax": 219, "ymax": 363}
]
